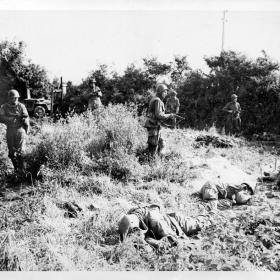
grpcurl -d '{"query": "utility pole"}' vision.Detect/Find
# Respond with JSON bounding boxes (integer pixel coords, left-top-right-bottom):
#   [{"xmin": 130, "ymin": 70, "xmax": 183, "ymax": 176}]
[{"xmin": 221, "ymin": 10, "xmax": 227, "ymax": 53}]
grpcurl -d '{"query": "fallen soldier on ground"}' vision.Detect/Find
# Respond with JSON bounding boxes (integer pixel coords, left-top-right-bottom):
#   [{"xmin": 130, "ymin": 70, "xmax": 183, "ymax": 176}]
[
  {"xmin": 118, "ymin": 204, "xmax": 213, "ymax": 250},
  {"xmin": 258, "ymin": 171, "xmax": 280, "ymax": 187},
  {"xmin": 200, "ymin": 180, "xmax": 254, "ymax": 209}
]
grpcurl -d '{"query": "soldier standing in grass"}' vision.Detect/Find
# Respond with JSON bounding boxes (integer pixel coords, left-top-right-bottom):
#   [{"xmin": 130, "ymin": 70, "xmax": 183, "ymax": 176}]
[
  {"xmin": 144, "ymin": 84, "xmax": 175, "ymax": 157},
  {"xmin": 165, "ymin": 89, "xmax": 180, "ymax": 128},
  {"xmin": 223, "ymin": 94, "xmax": 242, "ymax": 135},
  {"xmin": 0, "ymin": 89, "xmax": 30, "ymax": 175},
  {"xmin": 87, "ymin": 77, "xmax": 103, "ymax": 110}
]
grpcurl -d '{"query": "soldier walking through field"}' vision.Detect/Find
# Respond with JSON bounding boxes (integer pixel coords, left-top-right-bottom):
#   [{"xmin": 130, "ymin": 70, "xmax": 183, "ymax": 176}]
[
  {"xmin": 223, "ymin": 94, "xmax": 241, "ymax": 135},
  {"xmin": 144, "ymin": 84, "xmax": 175, "ymax": 158},
  {"xmin": 0, "ymin": 89, "xmax": 30, "ymax": 175},
  {"xmin": 165, "ymin": 89, "xmax": 180, "ymax": 128},
  {"xmin": 87, "ymin": 77, "xmax": 103, "ymax": 110}
]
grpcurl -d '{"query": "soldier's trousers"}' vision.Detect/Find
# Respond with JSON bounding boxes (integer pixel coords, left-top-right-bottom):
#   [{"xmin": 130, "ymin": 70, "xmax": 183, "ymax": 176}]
[
  {"xmin": 146, "ymin": 126, "xmax": 164, "ymax": 157},
  {"xmin": 6, "ymin": 127, "xmax": 26, "ymax": 171},
  {"xmin": 226, "ymin": 116, "xmax": 241, "ymax": 135}
]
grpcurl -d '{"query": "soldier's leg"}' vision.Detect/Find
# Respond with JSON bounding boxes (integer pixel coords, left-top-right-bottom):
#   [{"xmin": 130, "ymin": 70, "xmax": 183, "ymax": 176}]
[
  {"xmin": 228, "ymin": 117, "xmax": 234, "ymax": 135},
  {"xmin": 157, "ymin": 136, "xmax": 164, "ymax": 156},
  {"xmin": 147, "ymin": 128, "xmax": 159, "ymax": 158},
  {"xmin": 14, "ymin": 128, "xmax": 27, "ymax": 173},
  {"xmin": 7, "ymin": 128, "xmax": 17, "ymax": 171},
  {"xmin": 236, "ymin": 117, "xmax": 241, "ymax": 132}
]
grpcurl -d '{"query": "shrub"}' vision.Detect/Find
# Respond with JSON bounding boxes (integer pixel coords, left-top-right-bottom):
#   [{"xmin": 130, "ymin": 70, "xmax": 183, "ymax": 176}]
[{"xmin": 30, "ymin": 104, "xmax": 147, "ymax": 181}]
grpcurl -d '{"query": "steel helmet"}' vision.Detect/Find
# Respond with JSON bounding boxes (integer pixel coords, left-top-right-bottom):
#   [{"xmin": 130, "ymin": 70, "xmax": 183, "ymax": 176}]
[
  {"xmin": 169, "ymin": 89, "xmax": 177, "ymax": 96},
  {"xmin": 89, "ymin": 77, "xmax": 96, "ymax": 84},
  {"xmin": 231, "ymin": 94, "xmax": 238, "ymax": 100},
  {"xmin": 156, "ymin": 84, "xmax": 168, "ymax": 94},
  {"xmin": 8, "ymin": 89, "xmax": 20, "ymax": 98}
]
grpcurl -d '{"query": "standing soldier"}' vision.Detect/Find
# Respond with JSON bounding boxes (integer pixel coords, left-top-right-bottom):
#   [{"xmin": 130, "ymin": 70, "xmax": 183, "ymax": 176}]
[
  {"xmin": 165, "ymin": 89, "xmax": 180, "ymax": 128},
  {"xmin": 0, "ymin": 89, "xmax": 30, "ymax": 174},
  {"xmin": 223, "ymin": 94, "xmax": 241, "ymax": 135},
  {"xmin": 144, "ymin": 84, "xmax": 175, "ymax": 158},
  {"xmin": 87, "ymin": 77, "xmax": 103, "ymax": 110}
]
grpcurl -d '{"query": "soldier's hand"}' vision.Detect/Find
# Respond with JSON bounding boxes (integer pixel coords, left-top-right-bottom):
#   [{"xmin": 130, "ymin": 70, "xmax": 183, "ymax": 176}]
[
  {"xmin": 25, "ymin": 126, "xmax": 30, "ymax": 135},
  {"xmin": 169, "ymin": 113, "xmax": 175, "ymax": 119}
]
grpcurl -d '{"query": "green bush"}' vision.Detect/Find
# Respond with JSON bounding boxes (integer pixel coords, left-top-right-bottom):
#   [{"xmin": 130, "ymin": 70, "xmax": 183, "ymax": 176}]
[{"xmin": 30, "ymin": 104, "xmax": 147, "ymax": 180}]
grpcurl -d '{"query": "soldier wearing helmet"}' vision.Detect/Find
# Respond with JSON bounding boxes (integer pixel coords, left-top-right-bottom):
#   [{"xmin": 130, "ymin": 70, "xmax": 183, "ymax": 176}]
[
  {"xmin": 165, "ymin": 89, "xmax": 180, "ymax": 128},
  {"xmin": 87, "ymin": 77, "xmax": 103, "ymax": 110},
  {"xmin": 0, "ymin": 89, "xmax": 30, "ymax": 174},
  {"xmin": 144, "ymin": 84, "xmax": 175, "ymax": 157},
  {"xmin": 222, "ymin": 93, "xmax": 241, "ymax": 135}
]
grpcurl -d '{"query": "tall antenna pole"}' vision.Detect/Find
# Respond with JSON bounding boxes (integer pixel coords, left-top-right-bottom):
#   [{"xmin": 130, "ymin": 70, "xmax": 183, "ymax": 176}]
[{"xmin": 221, "ymin": 10, "xmax": 227, "ymax": 53}]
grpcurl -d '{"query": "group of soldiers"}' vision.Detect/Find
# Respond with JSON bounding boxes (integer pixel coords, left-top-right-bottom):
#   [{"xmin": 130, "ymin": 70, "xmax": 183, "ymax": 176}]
[
  {"xmin": 0, "ymin": 79, "xmax": 241, "ymax": 175},
  {"xmin": 0, "ymin": 81, "xmax": 255, "ymax": 253},
  {"xmin": 0, "ymin": 78, "xmax": 103, "ymax": 175},
  {"xmin": 144, "ymin": 83, "xmax": 242, "ymax": 158}
]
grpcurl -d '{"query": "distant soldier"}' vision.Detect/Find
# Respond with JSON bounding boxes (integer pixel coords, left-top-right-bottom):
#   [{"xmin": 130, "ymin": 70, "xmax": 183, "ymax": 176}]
[
  {"xmin": 144, "ymin": 84, "xmax": 175, "ymax": 157},
  {"xmin": 165, "ymin": 89, "xmax": 180, "ymax": 128},
  {"xmin": 0, "ymin": 89, "xmax": 30, "ymax": 174},
  {"xmin": 87, "ymin": 77, "xmax": 103, "ymax": 110},
  {"xmin": 223, "ymin": 94, "xmax": 241, "ymax": 135}
]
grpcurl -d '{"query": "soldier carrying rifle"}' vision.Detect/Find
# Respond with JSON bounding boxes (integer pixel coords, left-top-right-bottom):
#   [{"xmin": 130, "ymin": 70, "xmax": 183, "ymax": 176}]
[
  {"xmin": 223, "ymin": 94, "xmax": 241, "ymax": 136},
  {"xmin": 144, "ymin": 84, "xmax": 175, "ymax": 158},
  {"xmin": 0, "ymin": 89, "xmax": 30, "ymax": 175}
]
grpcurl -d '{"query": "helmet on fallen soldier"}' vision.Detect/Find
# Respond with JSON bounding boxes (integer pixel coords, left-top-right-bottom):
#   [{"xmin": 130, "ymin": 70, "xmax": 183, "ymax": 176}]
[
  {"xmin": 235, "ymin": 190, "xmax": 252, "ymax": 205},
  {"xmin": 118, "ymin": 214, "xmax": 148, "ymax": 241}
]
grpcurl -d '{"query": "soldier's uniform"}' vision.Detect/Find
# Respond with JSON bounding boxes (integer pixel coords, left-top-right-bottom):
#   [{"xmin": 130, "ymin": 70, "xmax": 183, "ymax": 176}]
[
  {"xmin": 87, "ymin": 85, "xmax": 102, "ymax": 110},
  {"xmin": 223, "ymin": 99, "xmax": 241, "ymax": 135},
  {"xmin": 165, "ymin": 95, "xmax": 180, "ymax": 128},
  {"xmin": 200, "ymin": 180, "xmax": 254, "ymax": 206},
  {"xmin": 0, "ymin": 101, "xmax": 29, "ymax": 172},
  {"xmin": 144, "ymin": 96, "xmax": 170, "ymax": 157},
  {"xmin": 118, "ymin": 204, "xmax": 213, "ymax": 248}
]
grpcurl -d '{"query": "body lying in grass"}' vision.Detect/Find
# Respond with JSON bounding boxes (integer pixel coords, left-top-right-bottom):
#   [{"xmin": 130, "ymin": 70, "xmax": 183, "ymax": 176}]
[
  {"xmin": 200, "ymin": 180, "xmax": 254, "ymax": 208},
  {"xmin": 258, "ymin": 171, "xmax": 280, "ymax": 187},
  {"xmin": 118, "ymin": 204, "xmax": 213, "ymax": 249}
]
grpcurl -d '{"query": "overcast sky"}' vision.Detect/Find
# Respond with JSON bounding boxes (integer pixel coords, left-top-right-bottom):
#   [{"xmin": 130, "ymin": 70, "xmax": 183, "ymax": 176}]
[{"xmin": 0, "ymin": 0, "xmax": 280, "ymax": 84}]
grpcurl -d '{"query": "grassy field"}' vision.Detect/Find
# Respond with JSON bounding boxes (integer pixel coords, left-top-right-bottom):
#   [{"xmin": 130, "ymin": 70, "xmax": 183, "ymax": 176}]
[{"xmin": 0, "ymin": 104, "xmax": 280, "ymax": 271}]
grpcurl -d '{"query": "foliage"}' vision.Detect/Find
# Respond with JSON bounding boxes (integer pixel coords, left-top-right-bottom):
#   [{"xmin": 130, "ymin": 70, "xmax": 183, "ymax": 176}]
[
  {"xmin": 0, "ymin": 40, "xmax": 51, "ymax": 99},
  {"xmin": 177, "ymin": 51, "xmax": 280, "ymax": 134},
  {"xmin": 30, "ymin": 104, "xmax": 147, "ymax": 181}
]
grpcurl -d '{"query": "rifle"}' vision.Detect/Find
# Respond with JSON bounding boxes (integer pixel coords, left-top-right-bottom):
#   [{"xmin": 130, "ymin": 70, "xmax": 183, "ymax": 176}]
[{"xmin": 173, "ymin": 114, "xmax": 185, "ymax": 120}]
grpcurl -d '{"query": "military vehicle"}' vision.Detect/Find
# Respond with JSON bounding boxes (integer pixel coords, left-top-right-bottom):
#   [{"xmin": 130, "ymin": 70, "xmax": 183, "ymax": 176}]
[{"xmin": 23, "ymin": 78, "xmax": 67, "ymax": 118}]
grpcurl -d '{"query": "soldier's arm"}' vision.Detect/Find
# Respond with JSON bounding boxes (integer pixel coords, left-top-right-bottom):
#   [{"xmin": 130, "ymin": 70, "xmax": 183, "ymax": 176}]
[
  {"xmin": 223, "ymin": 103, "xmax": 232, "ymax": 113},
  {"xmin": 20, "ymin": 104, "xmax": 30, "ymax": 134},
  {"xmin": 21, "ymin": 103, "xmax": 29, "ymax": 118},
  {"xmin": 0, "ymin": 105, "xmax": 15, "ymax": 124},
  {"xmin": 154, "ymin": 100, "xmax": 173, "ymax": 120},
  {"xmin": 237, "ymin": 103, "xmax": 241, "ymax": 113}
]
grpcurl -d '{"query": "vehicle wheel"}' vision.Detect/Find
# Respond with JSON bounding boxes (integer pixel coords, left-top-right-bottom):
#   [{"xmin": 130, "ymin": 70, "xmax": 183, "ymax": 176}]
[{"xmin": 34, "ymin": 106, "xmax": 46, "ymax": 118}]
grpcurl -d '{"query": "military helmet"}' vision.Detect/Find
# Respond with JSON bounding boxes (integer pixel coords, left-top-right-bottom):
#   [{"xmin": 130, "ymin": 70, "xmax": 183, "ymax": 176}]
[
  {"xmin": 169, "ymin": 89, "xmax": 177, "ymax": 96},
  {"xmin": 231, "ymin": 94, "xmax": 238, "ymax": 100},
  {"xmin": 156, "ymin": 84, "xmax": 168, "ymax": 94},
  {"xmin": 118, "ymin": 214, "xmax": 146, "ymax": 242},
  {"xmin": 89, "ymin": 77, "xmax": 96, "ymax": 83},
  {"xmin": 8, "ymin": 89, "xmax": 20, "ymax": 98},
  {"xmin": 235, "ymin": 190, "xmax": 252, "ymax": 205}
]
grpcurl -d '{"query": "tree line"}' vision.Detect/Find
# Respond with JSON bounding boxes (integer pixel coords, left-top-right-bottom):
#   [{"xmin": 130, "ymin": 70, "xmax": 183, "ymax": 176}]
[{"xmin": 1, "ymin": 40, "xmax": 280, "ymax": 135}]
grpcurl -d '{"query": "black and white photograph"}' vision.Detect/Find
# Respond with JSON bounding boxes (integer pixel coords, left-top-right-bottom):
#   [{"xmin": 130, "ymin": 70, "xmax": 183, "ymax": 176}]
[{"xmin": 0, "ymin": 0, "xmax": 280, "ymax": 274}]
